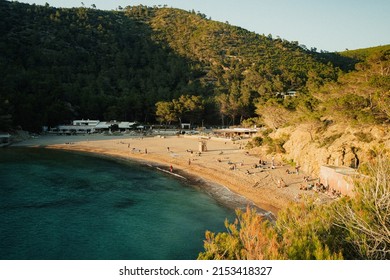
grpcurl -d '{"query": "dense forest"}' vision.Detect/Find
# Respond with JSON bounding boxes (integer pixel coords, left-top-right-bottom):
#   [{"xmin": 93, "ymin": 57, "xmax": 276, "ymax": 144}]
[
  {"xmin": 0, "ymin": 0, "xmax": 389, "ymax": 133},
  {"xmin": 0, "ymin": 1, "xmax": 342, "ymax": 131}
]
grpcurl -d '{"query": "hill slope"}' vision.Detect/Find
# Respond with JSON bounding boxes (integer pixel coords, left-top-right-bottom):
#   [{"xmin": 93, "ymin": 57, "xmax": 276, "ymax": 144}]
[
  {"xmin": 252, "ymin": 44, "xmax": 390, "ymax": 175},
  {"xmin": 0, "ymin": 1, "xmax": 338, "ymax": 131}
]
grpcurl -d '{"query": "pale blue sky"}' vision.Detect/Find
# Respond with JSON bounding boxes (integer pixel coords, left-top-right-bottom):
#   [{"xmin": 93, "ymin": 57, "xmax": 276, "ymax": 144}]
[{"xmin": 18, "ymin": 0, "xmax": 390, "ymax": 52}]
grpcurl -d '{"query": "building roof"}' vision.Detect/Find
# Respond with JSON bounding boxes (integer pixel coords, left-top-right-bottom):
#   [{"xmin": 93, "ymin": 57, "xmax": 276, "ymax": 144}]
[
  {"xmin": 118, "ymin": 122, "xmax": 137, "ymax": 129},
  {"xmin": 213, "ymin": 128, "xmax": 259, "ymax": 133},
  {"xmin": 57, "ymin": 125, "xmax": 92, "ymax": 130},
  {"xmin": 95, "ymin": 122, "xmax": 111, "ymax": 129},
  {"xmin": 55, "ymin": 120, "xmax": 139, "ymax": 130},
  {"xmin": 73, "ymin": 119, "xmax": 100, "ymax": 125}
]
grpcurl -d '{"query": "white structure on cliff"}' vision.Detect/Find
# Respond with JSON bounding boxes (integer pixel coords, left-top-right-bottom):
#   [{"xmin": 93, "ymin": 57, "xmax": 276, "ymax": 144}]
[{"xmin": 319, "ymin": 165, "xmax": 358, "ymax": 196}]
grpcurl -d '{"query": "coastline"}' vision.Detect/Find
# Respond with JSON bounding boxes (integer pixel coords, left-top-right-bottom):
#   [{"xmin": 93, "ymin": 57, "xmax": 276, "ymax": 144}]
[
  {"xmin": 43, "ymin": 146, "xmax": 266, "ymax": 217},
  {"xmin": 11, "ymin": 134, "xmax": 332, "ymax": 217}
]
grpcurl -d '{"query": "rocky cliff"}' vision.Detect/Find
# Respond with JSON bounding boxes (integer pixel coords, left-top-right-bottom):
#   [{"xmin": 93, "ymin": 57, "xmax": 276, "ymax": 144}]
[{"xmin": 266, "ymin": 122, "xmax": 390, "ymax": 176}]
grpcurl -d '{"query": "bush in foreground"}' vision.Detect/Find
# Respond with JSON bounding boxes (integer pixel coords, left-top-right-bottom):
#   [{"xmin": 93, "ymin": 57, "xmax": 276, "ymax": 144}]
[{"xmin": 198, "ymin": 157, "xmax": 390, "ymax": 260}]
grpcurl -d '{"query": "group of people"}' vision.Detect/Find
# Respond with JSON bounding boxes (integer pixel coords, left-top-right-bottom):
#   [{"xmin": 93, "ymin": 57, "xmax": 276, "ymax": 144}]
[
  {"xmin": 299, "ymin": 184, "xmax": 314, "ymax": 191},
  {"xmin": 121, "ymin": 141, "xmax": 148, "ymax": 154},
  {"xmin": 299, "ymin": 176, "xmax": 318, "ymax": 191},
  {"xmin": 131, "ymin": 147, "xmax": 147, "ymax": 154},
  {"xmin": 300, "ymin": 182, "xmax": 341, "ymax": 197},
  {"xmin": 285, "ymin": 165, "xmax": 301, "ymax": 175},
  {"xmin": 313, "ymin": 183, "xmax": 341, "ymax": 197},
  {"xmin": 329, "ymin": 188, "xmax": 342, "ymax": 197}
]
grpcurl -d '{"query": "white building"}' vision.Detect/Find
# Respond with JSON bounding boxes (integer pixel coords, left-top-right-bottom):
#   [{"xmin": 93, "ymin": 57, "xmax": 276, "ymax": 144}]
[
  {"xmin": 55, "ymin": 119, "xmax": 100, "ymax": 134},
  {"xmin": 94, "ymin": 121, "xmax": 137, "ymax": 132},
  {"xmin": 51, "ymin": 120, "xmax": 138, "ymax": 134},
  {"xmin": 119, "ymin": 122, "xmax": 137, "ymax": 130},
  {"xmin": 73, "ymin": 120, "xmax": 100, "ymax": 126},
  {"xmin": 213, "ymin": 127, "xmax": 259, "ymax": 139},
  {"xmin": 0, "ymin": 133, "xmax": 11, "ymax": 147},
  {"xmin": 276, "ymin": 90, "xmax": 298, "ymax": 99}
]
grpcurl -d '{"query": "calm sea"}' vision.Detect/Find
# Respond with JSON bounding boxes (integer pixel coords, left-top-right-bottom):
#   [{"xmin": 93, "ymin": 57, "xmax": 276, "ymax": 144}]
[{"xmin": 0, "ymin": 148, "xmax": 234, "ymax": 260}]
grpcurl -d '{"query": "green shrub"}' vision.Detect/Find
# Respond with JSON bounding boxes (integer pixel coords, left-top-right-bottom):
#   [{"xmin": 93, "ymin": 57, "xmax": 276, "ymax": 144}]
[
  {"xmin": 241, "ymin": 117, "xmax": 264, "ymax": 128},
  {"xmin": 265, "ymin": 134, "xmax": 289, "ymax": 154},
  {"xmin": 262, "ymin": 128, "xmax": 273, "ymax": 137},
  {"xmin": 198, "ymin": 201, "xmax": 344, "ymax": 260},
  {"xmin": 252, "ymin": 136, "xmax": 263, "ymax": 147},
  {"xmin": 354, "ymin": 132, "xmax": 374, "ymax": 143},
  {"xmin": 199, "ymin": 157, "xmax": 390, "ymax": 260},
  {"xmin": 318, "ymin": 133, "xmax": 343, "ymax": 148},
  {"xmin": 246, "ymin": 136, "xmax": 264, "ymax": 149}
]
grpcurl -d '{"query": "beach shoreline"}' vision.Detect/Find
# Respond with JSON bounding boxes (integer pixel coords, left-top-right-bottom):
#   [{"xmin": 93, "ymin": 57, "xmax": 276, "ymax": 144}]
[
  {"xmin": 11, "ymin": 134, "xmax": 332, "ymax": 217},
  {"xmin": 39, "ymin": 146, "xmax": 268, "ymax": 217}
]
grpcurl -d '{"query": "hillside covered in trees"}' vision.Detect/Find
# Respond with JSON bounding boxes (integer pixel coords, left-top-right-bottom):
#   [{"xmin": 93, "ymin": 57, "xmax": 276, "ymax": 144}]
[
  {"xmin": 0, "ymin": 0, "xmax": 351, "ymax": 131},
  {"xmin": 0, "ymin": 1, "xmax": 389, "ymax": 134}
]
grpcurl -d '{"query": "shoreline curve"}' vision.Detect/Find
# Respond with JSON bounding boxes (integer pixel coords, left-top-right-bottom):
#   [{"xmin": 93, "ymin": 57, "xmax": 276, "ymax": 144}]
[{"xmin": 11, "ymin": 134, "xmax": 331, "ymax": 219}]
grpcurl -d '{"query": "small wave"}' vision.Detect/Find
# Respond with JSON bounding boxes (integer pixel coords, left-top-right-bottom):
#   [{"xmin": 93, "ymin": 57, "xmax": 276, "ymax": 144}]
[{"xmin": 155, "ymin": 166, "xmax": 187, "ymax": 180}]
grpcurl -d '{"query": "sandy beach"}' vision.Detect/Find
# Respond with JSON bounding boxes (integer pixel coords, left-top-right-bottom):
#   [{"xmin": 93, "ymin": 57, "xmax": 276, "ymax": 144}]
[{"xmin": 12, "ymin": 134, "xmax": 332, "ymax": 216}]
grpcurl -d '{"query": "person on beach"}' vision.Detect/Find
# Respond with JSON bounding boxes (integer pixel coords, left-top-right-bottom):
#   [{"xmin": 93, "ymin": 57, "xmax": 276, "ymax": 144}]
[
  {"xmin": 145, "ymin": 148, "xmax": 147, "ymax": 154},
  {"xmin": 167, "ymin": 147, "xmax": 170, "ymax": 152},
  {"xmin": 278, "ymin": 178, "xmax": 286, "ymax": 188},
  {"xmin": 170, "ymin": 165, "xmax": 173, "ymax": 172},
  {"xmin": 188, "ymin": 158, "xmax": 191, "ymax": 165}
]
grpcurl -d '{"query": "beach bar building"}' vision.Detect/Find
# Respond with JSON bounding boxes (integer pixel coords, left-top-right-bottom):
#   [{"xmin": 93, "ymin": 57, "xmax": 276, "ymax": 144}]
[
  {"xmin": 213, "ymin": 128, "xmax": 259, "ymax": 139},
  {"xmin": 54, "ymin": 119, "xmax": 100, "ymax": 134},
  {"xmin": 319, "ymin": 165, "xmax": 358, "ymax": 196},
  {"xmin": 50, "ymin": 120, "xmax": 139, "ymax": 134},
  {"xmin": 95, "ymin": 121, "xmax": 137, "ymax": 132}
]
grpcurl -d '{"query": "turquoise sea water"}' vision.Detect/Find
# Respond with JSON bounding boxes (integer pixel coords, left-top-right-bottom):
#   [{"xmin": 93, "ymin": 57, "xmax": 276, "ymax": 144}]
[{"xmin": 0, "ymin": 148, "xmax": 234, "ymax": 260}]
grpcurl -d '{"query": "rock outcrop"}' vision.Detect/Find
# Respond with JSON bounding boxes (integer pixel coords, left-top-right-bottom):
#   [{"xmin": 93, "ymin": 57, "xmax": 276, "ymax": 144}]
[{"xmin": 267, "ymin": 122, "xmax": 390, "ymax": 176}]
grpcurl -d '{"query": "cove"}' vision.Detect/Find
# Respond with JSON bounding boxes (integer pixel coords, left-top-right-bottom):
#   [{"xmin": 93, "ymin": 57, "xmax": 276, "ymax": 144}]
[{"xmin": 0, "ymin": 148, "xmax": 234, "ymax": 260}]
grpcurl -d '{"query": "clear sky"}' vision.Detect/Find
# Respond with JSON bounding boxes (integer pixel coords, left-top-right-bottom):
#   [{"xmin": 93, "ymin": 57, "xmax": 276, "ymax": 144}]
[{"xmin": 17, "ymin": 0, "xmax": 390, "ymax": 52}]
